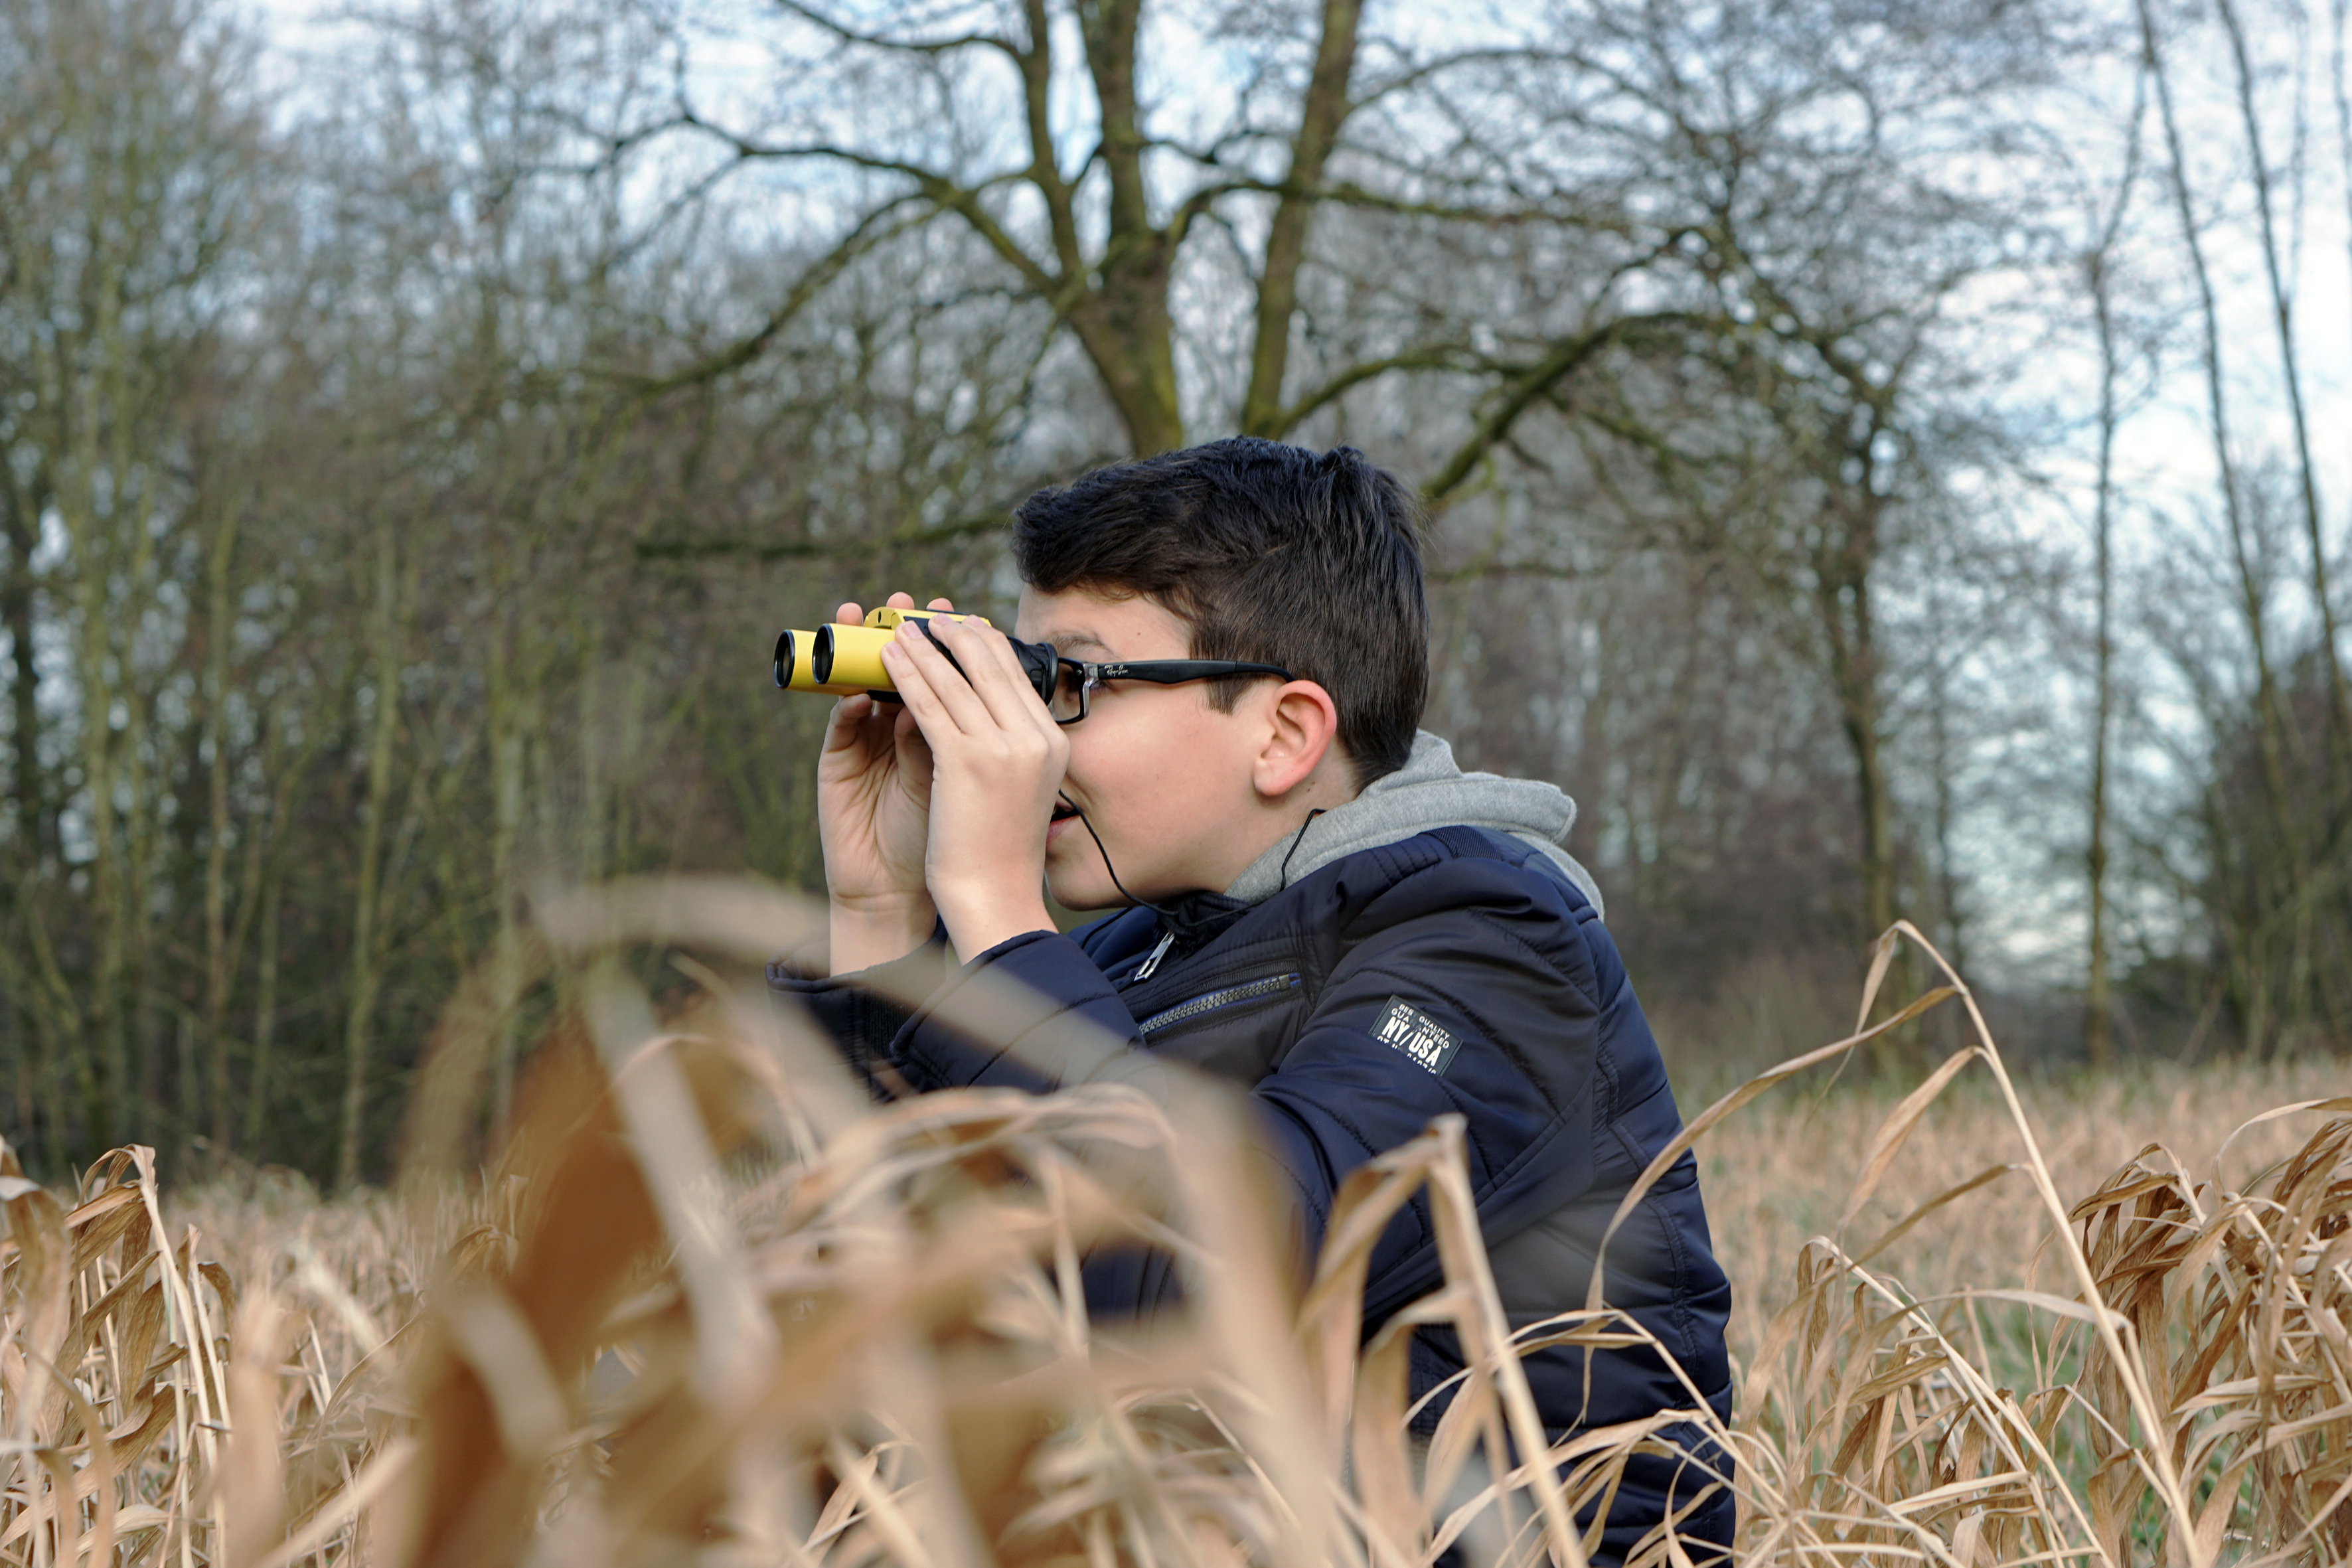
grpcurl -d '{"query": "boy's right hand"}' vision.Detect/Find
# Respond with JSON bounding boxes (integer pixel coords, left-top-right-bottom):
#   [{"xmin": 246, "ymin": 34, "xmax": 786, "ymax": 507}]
[{"xmin": 818, "ymin": 592, "xmax": 953, "ymax": 972}]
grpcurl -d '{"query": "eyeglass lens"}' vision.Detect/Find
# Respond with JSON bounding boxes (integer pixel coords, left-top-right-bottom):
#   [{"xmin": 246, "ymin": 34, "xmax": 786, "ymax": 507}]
[{"xmin": 1048, "ymin": 663, "xmax": 1091, "ymax": 724}]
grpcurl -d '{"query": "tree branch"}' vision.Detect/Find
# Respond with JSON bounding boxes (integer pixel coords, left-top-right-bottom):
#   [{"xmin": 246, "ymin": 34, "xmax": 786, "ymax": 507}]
[
  {"xmin": 603, "ymin": 198, "xmax": 935, "ymax": 396},
  {"xmin": 1265, "ymin": 345, "xmax": 1479, "ymax": 437},
  {"xmin": 1016, "ymin": 0, "xmax": 1084, "ymax": 283},
  {"xmin": 769, "ymin": 0, "xmax": 1020, "ymax": 63},
  {"xmin": 667, "ymin": 108, "xmax": 1067, "ymax": 299},
  {"xmin": 1423, "ymin": 312, "xmax": 1708, "ymax": 503}
]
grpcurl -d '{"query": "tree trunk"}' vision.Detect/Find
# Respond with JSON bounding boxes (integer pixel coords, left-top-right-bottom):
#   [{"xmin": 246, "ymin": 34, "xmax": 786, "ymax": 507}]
[
  {"xmin": 2086, "ymin": 518, "xmax": 2116, "ymax": 1065},
  {"xmin": 1239, "ymin": 0, "xmax": 1363, "ymax": 437},
  {"xmin": 62, "ymin": 451, "xmax": 126, "ymax": 1154},
  {"xmin": 1070, "ymin": 0, "xmax": 1182, "ymax": 453},
  {"xmin": 1815, "ymin": 496, "xmax": 1897, "ymax": 945},
  {"xmin": 337, "ymin": 526, "xmax": 403, "ymax": 1190},
  {"xmin": 2144, "ymin": 0, "xmax": 2298, "ymax": 1053},
  {"xmin": 3, "ymin": 471, "xmax": 39, "ymax": 1157},
  {"xmin": 2, "ymin": 474, "xmax": 43, "ymax": 862},
  {"xmin": 2087, "ymin": 242, "xmax": 2125, "ymax": 1069},
  {"xmin": 1928, "ymin": 624, "xmax": 1967, "ymax": 982},
  {"xmin": 2216, "ymin": 0, "xmax": 2352, "ymax": 751},
  {"xmin": 242, "ymin": 872, "xmax": 279, "ymax": 1158},
  {"xmin": 2337, "ymin": 0, "xmax": 2352, "ymax": 376},
  {"xmin": 112, "ymin": 349, "xmax": 165, "ymax": 1160},
  {"xmin": 487, "ymin": 664, "xmax": 529, "ymax": 1141},
  {"xmin": 2081, "ymin": 62, "xmax": 2144, "ymax": 1069},
  {"xmin": 202, "ymin": 498, "xmax": 240, "ymax": 1154},
  {"xmin": 1847, "ymin": 679, "xmax": 1898, "ymax": 943},
  {"xmin": 4, "ymin": 1006, "xmax": 30, "ymax": 1169}
]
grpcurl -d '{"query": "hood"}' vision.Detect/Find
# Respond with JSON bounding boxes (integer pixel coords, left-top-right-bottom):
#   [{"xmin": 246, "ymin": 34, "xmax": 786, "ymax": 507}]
[{"xmin": 1223, "ymin": 730, "xmax": 1605, "ymax": 917}]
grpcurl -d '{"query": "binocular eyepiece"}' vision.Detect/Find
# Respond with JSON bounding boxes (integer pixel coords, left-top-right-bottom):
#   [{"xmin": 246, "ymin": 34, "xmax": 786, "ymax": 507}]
[{"xmin": 774, "ymin": 607, "xmax": 1061, "ymax": 707}]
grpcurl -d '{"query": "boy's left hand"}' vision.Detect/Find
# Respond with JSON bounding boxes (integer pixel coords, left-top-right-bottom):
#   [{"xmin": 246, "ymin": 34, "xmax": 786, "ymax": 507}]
[{"xmin": 878, "ymin": 612, "xmax": 1065, "ymax": 957}]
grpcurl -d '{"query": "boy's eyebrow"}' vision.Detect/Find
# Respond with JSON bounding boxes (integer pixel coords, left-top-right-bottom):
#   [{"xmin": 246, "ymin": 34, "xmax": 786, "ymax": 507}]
[{"xmin": 1038, "ymin": 627, "xmax": 1116, "ymax": 657}]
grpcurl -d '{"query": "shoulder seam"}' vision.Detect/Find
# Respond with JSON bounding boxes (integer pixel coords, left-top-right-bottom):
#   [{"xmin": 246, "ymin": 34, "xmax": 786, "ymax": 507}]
[{"xmin": 1464, "ymin": 907, "xmax": 1599, "ymax": 1012}]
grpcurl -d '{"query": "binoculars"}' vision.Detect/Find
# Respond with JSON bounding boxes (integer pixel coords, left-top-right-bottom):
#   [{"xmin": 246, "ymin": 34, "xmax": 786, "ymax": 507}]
[{"xmin": 773, "ymin": 606, "xmax": 1061, "ymax": 706}]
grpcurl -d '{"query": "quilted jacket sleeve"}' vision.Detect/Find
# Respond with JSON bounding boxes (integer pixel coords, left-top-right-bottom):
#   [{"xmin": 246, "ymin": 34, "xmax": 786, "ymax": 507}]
[{"xmin": 763, "ymin": 923, "xmax": 956, "ymax": 1099}]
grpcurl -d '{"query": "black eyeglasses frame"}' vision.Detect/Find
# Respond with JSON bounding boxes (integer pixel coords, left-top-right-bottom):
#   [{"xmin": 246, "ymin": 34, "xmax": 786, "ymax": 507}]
[{"xmin": 1050, "ymin": 658, "xmax": 1296, "ymax": 726}]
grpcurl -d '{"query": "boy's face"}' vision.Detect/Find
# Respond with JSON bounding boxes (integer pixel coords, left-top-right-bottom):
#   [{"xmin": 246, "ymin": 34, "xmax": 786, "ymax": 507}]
[{"xmin": 1014, "ymin": 584, "xmax": 1277, "ymax": 907}]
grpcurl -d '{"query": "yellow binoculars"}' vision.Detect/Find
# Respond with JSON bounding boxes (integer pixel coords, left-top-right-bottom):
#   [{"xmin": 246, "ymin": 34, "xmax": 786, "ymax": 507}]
[{"xmin": 773, "ymin": 607, "xmax": 1061, "ymax": 705}]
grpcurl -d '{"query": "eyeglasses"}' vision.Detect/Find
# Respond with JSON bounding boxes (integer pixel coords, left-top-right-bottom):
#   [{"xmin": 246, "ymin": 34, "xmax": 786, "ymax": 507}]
[{"xmin": 1048, "ymin": 658, "xmax": 1294, "ymax": 725}]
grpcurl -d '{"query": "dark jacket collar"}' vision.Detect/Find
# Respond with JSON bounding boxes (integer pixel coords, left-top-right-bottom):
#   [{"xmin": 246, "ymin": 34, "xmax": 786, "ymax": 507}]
[{"xmin": 1156, "ymin": 888, "xmax": 1253, "ymax": 957}]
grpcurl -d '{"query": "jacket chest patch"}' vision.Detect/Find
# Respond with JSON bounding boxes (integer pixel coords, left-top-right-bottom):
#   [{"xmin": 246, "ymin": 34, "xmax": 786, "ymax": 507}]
[{"xmin": 1373, "ymin": 998, "xmax": 1461, "ymax": 1077}]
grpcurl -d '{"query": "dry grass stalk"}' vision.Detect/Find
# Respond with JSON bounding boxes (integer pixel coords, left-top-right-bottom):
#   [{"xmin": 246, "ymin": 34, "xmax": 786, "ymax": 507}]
[{"xmin": 2, "ymin": 885, "xmax": 2345, "ymax": 1567}]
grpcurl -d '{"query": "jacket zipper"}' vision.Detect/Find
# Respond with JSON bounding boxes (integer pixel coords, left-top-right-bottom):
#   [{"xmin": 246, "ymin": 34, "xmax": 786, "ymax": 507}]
[
  {"xmin": 1132, "ymin": 931, "xmax": 1176, "ymax": 982},
  {"xmin": 1137, "ymin": 973, "xmax": 1301, "ymax": 1038}
]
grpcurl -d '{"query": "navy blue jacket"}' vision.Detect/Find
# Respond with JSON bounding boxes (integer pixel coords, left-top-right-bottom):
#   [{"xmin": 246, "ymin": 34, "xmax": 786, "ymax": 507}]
[{"xmin": 771, "ymin": 825, "xmax": 1733, "ymax": 1559}]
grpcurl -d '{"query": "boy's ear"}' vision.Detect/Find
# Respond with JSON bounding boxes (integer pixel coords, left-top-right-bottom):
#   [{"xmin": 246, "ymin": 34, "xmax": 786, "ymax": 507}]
[{"xmin": 1253, "ymin": 680, "xmax": 1342, "ymax": 800}]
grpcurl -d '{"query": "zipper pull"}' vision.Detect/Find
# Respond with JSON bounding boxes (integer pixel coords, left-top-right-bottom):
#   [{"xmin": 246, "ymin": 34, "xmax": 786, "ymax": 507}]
[{"xmin": 1133, "ymin": 931, "xmax": 1175, "ymax": 982}]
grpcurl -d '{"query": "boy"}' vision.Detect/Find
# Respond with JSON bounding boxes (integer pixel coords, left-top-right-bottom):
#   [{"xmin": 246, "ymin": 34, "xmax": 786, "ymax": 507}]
[{"xmin": 769, "ymin": 438, "xmax": 1734, "ymax": 1561}]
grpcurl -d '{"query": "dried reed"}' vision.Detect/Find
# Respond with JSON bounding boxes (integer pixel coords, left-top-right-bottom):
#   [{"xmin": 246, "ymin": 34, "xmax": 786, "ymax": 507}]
[{"xmin": 2, "ymin": 886, "xmax": 2344, "ymax": 1568}]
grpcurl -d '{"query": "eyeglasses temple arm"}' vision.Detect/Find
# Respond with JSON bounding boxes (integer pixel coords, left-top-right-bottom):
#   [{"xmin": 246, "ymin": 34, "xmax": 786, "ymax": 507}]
[{"xmin": 1092, "ymin": 661, "xmax": 1296, "ymax": 684}]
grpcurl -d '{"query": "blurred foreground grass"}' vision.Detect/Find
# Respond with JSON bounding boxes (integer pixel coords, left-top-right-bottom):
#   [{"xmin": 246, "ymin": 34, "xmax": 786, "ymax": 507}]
[
  {"xmin": 177, "ymin": 1055, "xmax": 2351, "ymax": 1393},
  {"xmin": 4, "ymin": 886, "xmax": 2346, "ymax": 1568}
]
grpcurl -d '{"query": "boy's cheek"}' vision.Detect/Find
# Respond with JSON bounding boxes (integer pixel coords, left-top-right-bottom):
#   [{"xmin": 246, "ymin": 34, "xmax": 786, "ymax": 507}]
[{"xmin": 1042, "ymin": 851, "xmax": 1115, "ymax": 911}]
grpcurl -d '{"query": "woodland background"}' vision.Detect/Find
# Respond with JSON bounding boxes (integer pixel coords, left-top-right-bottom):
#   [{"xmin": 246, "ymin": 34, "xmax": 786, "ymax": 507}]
[{"xmin": 2, "ymin": 0, "xmax": 2347, "ymax": 1188}]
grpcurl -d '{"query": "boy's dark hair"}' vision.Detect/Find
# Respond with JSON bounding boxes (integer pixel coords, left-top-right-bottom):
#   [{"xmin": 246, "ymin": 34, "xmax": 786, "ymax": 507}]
[{"xmin": 1012, "ymin": 437, "xmax": 1429, "ymax": 788}]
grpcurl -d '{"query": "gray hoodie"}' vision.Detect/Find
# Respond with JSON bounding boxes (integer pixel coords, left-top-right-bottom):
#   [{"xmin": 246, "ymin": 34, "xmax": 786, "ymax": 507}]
[{"xmin": 1223, "ymin": 730, "xmax": 1605, "ymax": 916}]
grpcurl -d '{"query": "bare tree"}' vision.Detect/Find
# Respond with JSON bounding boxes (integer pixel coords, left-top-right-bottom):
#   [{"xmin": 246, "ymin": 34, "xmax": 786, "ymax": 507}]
[
  {"xmin": 2077, "ymin": 64, "xmax": 2150, "ymax": 1067},
  {"xmin": 2137, "ymin": 0, "xmax": 2352, "ymax": 1056},
  {"xmin": 2213, "ymin": 0, "xmax": 2349, "ymax": 751},
  {"xmin": 1431, "ymin": 1, "xmax": 2061, "ymax": 967},
  {"xmin": 2338, "ymin": 0, "xmax": 2352, "ymax": 366},
  {"xmin": 578, "ymin": 0, "xmax": 1741, "ymax": 485}
]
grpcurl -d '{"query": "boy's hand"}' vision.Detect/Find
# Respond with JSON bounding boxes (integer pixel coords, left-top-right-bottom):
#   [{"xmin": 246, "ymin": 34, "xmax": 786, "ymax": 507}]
[
  {"xmin": 878, "ymin": 611, "xmax": 1065, "ymax": 958},
  {"xmin": 817, "ymin": 592, "xmax": 952, "ymax": 973}
]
